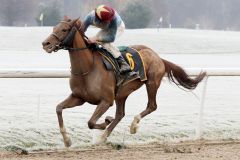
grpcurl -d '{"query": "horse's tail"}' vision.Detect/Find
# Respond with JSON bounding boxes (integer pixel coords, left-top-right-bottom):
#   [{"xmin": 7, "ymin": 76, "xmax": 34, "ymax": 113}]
[{"xmin": 162, "ymin": 59, "xmax": 206, "ymax": 90}]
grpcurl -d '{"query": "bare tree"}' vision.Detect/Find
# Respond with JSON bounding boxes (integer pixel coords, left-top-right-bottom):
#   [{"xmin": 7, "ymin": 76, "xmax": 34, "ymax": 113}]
[{"xmin": 0, "ymin": 0, "xmax": 240, "ymax": 30}]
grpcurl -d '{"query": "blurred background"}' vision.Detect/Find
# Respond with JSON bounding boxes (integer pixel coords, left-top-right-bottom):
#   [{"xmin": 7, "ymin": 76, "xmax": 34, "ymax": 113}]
[
  {"xmin": 1, "ymin": 0, "xmax": 240, "ymax": 151},
  {"xmin": 1, "ymin": 0, "xmax": 240, "ymax": 30}
]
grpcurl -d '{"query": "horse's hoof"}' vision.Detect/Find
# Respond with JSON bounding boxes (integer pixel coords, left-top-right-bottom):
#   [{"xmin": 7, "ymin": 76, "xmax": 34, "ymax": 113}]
[
  {"xmin": 105, "ymin": 116, "xmax": 114, "ymax": 125},
  {"xmin": 92, "ymin": 130, "xmax": 108, "ymax": 145},
  {"xmin": 94, "ymin": 135, "xmax": 107, "ymax": 145},
  {"xmin": 130, "ymin": 115, "xmax": 141, "ymax": 134},
  {"xmin": 64, "ymin": 138, "xmax": 72, "ymax": 148},
  {"xmin": 130, "ymin": 124, "xmax": 139, "ymax": 134}
]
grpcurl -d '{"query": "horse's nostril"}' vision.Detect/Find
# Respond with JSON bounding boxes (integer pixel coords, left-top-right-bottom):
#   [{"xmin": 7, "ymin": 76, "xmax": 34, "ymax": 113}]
[{"xmin": 42, "ymin": 41, "xmax": 50, "ymax": 46}]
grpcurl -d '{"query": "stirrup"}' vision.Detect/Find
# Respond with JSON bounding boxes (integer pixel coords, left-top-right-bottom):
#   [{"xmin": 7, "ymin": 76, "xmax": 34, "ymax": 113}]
[
  {"xmin": 128, "ymin": 71, "xmax": 138, "ymax": 76},
  {"xmin": 119, "ymin": 64, "xmax": 131, "ymax": 74}
]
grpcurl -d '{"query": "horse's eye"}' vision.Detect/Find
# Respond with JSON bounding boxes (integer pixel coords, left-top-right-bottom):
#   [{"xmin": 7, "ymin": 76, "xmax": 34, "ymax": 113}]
[{"xmin": 62, "ymin": 29, "xmax": 68, "ymax": 32}]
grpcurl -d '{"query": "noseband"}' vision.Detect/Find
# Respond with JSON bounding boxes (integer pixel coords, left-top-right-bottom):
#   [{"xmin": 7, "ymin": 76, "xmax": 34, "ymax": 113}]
[
  {"xmin": 50, "ymin": 20, "xmax": 94, "ymax": 76},
  {"xmin": 51, "ymin": 21, "xmax": 88, "ymax": 52}
]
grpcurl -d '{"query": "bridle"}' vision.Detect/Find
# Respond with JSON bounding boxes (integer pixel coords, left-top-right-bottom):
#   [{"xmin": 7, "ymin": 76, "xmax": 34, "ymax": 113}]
[
  {"xmin": 50, "ymin": 20, "xmax": 94, "ymax": 76},
  {"xmin": 51, "ymin": 21, "xmax": 89, "ymax": 52}
]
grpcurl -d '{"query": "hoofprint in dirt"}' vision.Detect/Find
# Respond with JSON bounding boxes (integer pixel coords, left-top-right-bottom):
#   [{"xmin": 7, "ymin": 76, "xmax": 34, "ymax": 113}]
[{"xmin": 1, "ymin": 140, "xmax": 240, "ymax": 160}]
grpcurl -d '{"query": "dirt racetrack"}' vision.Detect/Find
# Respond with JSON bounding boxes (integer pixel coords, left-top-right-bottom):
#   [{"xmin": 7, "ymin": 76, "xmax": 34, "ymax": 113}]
[{"xmin": 1, "ymin": 140, "xmax": 240, "ymax": 160}]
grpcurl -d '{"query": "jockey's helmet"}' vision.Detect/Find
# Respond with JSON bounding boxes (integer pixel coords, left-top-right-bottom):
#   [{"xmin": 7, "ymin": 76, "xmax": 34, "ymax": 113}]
[{"xmin": 95, "ymin": 5, "xmax": 115, "ymax": 22}]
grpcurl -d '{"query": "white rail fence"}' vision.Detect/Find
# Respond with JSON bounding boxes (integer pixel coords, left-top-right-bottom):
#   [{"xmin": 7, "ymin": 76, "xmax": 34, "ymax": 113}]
[
  {"xmin": 1, "ymin": 68, "xmax": 240, "ymax": 140},
  {"xmin": 1, "ymin": 68, "xmax": 240, "ymax": 78}
]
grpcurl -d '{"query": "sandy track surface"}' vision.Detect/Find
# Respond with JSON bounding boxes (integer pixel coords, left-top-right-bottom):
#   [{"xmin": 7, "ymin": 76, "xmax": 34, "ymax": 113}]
[{"xmin": 1, "ymin": 141, "xmax": 240, "ymax": 160}]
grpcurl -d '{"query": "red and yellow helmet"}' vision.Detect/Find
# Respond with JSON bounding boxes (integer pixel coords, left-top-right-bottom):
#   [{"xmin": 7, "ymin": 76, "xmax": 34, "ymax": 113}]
[{"xmin": 95, "ymin": 5, "xmax": 115, "ymax": 22}]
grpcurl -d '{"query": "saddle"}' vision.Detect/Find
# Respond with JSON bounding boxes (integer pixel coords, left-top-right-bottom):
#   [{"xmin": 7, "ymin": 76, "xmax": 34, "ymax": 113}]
[{"xmin": 91, "ymin": 44, "xmax": 147, "ymax": 86}]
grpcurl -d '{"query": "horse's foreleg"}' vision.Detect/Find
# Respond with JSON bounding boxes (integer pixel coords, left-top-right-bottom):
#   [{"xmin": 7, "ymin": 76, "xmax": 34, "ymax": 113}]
[
  {"xmin": 56, "ymin": 94, "xmax": 85, "ymax": 147},
  {"xmin": 100, "ymin": 98, "xmax": 126, "ymax": 143},
  {"xmin": 130, "ymin": 79, "xmax": 161, "ymax": 134},
  {"xmin": 87, "ymin": 100, "xmax": 112, "ymax": 130}
]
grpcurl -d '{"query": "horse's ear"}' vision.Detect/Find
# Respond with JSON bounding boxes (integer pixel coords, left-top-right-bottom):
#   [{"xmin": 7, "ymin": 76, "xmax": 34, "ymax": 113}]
[
  {"xmin": 75, "ymin": 18, "xmax": 82, "ymax": 28},
  {"xmin": 63, "ymin": 15, "xmax": 70, "ymax": 21}
]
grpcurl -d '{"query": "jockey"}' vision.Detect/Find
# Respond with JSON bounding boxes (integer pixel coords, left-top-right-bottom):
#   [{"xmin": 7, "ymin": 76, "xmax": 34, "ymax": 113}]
[{"xmin": 81, "ymin": 5, "xmax": 131, "ymax": 74}]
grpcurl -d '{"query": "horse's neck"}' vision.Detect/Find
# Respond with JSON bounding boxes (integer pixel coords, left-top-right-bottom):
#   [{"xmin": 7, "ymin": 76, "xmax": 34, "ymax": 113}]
[{"xmin": 69, "ymin": 31, "xmax": 93, "ymax": 75}]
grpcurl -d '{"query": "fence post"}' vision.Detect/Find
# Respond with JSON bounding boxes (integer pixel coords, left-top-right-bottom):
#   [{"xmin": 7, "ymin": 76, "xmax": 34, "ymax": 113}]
[
  {"xmin": 196, "ymin": 76, "xmax": 208, "ymax": 139},
  {"xmin": 37, "ymin": 94, "xmax": 40, "ymax": 129}
]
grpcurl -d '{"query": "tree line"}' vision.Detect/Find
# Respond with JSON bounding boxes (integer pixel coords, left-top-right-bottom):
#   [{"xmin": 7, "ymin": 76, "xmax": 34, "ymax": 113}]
[{"xmin": 0, "ymin": 0, "xmax": 240, "ymax": 30}]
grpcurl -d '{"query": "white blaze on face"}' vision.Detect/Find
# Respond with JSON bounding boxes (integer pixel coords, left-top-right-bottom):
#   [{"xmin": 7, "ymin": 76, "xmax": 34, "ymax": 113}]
[{"xmin": 96, "ymin": 5, "xmax": 110, "ymax": 19}]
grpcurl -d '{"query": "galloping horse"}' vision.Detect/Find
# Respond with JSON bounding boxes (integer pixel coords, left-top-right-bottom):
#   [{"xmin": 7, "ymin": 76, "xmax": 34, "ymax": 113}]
[{"xmin": 42, "ymin": 16, "xmax": 206, "ymax": 147}]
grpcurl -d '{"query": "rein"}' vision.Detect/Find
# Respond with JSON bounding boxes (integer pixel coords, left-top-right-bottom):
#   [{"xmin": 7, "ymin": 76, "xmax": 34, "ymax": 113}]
[
  {"xmin": 50, "ymin": 20, "xmax": 90, "ymax": 52},
  {"xmin": 62, "ymin": 33, "xmax": 89, "ymax": 51},
  {"xmin": 62, "ymin": 46, "xmax": 89, "ymax": 51},
  {"xmin": 52, "ymin": 20, "xmax": 94, "ymax": 76}
]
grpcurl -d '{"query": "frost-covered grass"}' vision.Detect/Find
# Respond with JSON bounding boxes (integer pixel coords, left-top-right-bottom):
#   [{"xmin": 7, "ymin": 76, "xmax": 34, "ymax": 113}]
[{"xmin": 0, "ymin": 27, "xmax": 240, "ymax": 150}]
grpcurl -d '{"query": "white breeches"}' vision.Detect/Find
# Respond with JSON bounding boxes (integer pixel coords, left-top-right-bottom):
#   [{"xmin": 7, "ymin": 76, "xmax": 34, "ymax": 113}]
[{"xmin": 95, "ymin": 22, "xmax": 125, "ymax": 58}]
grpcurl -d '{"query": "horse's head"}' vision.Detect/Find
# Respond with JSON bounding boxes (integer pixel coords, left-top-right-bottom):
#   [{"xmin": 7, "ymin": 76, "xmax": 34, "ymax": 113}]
[{"xmin": 42, "ymin": 16, "xmax": 81, "ymax": 53}]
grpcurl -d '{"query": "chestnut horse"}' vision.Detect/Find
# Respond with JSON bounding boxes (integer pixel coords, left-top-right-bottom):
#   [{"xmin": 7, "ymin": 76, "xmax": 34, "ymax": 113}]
[{"xmin": 42, "ymin": 16, "xmax": 206, "ymax": 147}]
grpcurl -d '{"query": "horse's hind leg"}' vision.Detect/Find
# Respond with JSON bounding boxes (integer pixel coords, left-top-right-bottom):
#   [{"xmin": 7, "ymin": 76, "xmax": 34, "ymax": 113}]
[
  {"xmin": 56, "ymin": 94, "xmax": 85, "ymax": 147},
  {"xmin": 87, "ymin": 100, "xmax": 113, "ymax": 130},
  {"xmin": 130, "ymin": 76, "xmax": 162, "ymax": 134},
  {"xmin": 99, "ymin": 97, "xmax": 127, "ymax": 143}
]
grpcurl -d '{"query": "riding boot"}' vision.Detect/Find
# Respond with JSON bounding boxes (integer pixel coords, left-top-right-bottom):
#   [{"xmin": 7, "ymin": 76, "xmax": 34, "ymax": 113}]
[{"xmin": 116, "ymin": 56, "xmax": 131, "ymax": 73}]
